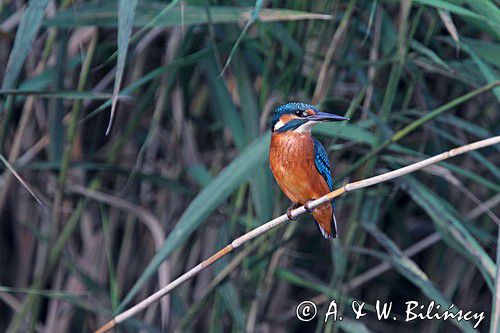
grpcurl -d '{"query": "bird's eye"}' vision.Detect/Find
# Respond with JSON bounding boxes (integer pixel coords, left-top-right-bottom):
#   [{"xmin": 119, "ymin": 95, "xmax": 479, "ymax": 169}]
[{"xmin": 294, "ymin": 110, "xmax": 308, "ymax": 117}]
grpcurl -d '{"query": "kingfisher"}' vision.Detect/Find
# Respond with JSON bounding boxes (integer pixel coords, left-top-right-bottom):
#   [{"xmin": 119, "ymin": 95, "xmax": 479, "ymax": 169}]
[{"xmin": 269, "ymin": 102, "xmax": 348, "ymax": 239}]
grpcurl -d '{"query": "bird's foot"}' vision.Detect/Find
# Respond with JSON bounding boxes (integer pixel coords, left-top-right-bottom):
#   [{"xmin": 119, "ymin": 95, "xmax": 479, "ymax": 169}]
[
  {"xmin": 286, "ymin": 203, "xmax": 300, "ymax": 220},
  {"xmin": 304, "ymin": 200, "xmax": 315, "ymax": 213}
]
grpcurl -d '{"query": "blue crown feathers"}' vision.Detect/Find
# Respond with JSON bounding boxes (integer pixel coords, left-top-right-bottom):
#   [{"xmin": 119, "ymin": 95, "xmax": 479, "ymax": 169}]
[{"xmin": 271, "ymin": 102, "xmax": 319, "ymax": 128}]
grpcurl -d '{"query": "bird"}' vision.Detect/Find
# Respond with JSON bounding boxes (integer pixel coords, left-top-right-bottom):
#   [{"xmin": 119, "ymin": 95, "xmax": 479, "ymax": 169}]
[{"xmin": 269, "ymin": 102, "xmax": 348, "ymax": 239}]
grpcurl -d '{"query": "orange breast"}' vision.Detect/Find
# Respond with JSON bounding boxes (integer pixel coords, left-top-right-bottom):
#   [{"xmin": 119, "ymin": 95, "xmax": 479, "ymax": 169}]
[
  {"xmin": 270, "ymin": 132, "xmax": 334, "ymax": 236},
  {"xmin": 269, "ymin": 132, "xmax": 331, "ymax": 204}
]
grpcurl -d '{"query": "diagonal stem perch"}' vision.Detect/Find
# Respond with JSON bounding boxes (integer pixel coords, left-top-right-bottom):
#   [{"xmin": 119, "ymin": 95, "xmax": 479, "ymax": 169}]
[{"xmin": 95, "ymin": 135, "xmax": 500, "ymax": 333}]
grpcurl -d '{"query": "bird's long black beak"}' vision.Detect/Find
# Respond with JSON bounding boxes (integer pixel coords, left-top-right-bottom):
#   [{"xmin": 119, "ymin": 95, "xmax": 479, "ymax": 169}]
[{"xmin": 309, "ymin": 111, "xmax": 349, "ymax": 122}]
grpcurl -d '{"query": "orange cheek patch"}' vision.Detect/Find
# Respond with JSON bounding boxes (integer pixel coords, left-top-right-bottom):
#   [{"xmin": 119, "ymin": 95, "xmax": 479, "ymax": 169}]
[
  {"xmin": 305, "ymin": 109, "xmax": 316, "ymax": 116},
  {"xmin": 280, "ymin": 114, "xmax": 297, "ymax": 123}
]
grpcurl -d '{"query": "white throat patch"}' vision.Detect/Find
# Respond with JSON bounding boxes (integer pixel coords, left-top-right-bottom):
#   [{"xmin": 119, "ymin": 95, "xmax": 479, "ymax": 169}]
[
  {"xmin": 294, "ymin": 121, "xmax": 318, "ymax": 133},
  {"xmin": 274, "ymin": 120, "xmax": 285, "ymax": 131}
]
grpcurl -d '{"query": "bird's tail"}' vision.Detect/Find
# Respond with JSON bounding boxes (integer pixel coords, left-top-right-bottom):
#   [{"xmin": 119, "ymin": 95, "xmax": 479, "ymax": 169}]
[
  {"xmin": 312, "ymin": 202, "xmax": 337, "ymax": 239},
  {"xmin": 314, "ymin": 220, "xmax": 331, "ymax": 239},
  {"xmin": 331, "ymin": 212, "xmax": 338, "ymax": 238}
]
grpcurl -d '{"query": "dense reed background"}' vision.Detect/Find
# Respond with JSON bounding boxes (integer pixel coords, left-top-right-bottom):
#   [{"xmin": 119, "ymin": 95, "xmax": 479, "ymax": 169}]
[{"xmin": 0, "ymin": 0, "xmax": 499, "ymax": 332}]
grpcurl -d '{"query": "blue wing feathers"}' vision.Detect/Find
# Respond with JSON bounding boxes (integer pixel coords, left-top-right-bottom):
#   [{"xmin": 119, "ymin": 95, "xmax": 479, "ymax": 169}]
[
  {"xmin": 313, "ymin": 138, "xmax": 338, "ymax": 238},
  {"xmin": 313, "ymin": 138, "xmax": 333, "ymax": 191}
]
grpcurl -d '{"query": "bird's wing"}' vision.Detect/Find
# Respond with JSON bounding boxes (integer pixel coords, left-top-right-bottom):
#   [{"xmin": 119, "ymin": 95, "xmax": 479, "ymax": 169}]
[
  {"xmin": 312, "ymin": 138, "xmax": 333, "ymax": 191},
  {"xmin": 313, "ymin": 138, "xmax": 338, "ymax": 238}
]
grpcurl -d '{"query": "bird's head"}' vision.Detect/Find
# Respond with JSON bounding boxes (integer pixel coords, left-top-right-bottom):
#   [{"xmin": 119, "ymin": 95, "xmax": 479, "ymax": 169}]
[{"xmin": 271, "ymin": 102, "xmax": 348, "ymax": 133}]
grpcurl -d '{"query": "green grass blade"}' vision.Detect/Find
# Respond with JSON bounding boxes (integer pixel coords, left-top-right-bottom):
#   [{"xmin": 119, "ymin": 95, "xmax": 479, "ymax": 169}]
[
  {"xmin": 217, "ymin": 284, "xmax": 245, "ymax": 330},
  {"xmin": 1, "ymin": 0, "xmax": 49, "ymax": 95},
  {"xmin": 117, "ymin": 132, "xmax": 271, "ymax": 313},
  {"xmin": 14, "ymin": 56, "xmax": 82, "ymax": 91},
  {"xmin": 266, "ymin": 22, "xmax": 304, "ymax": 58},
  {"xmin": 99, "ymin": 205, "xmax": 119, "ymax": 311},
  {"xmin": 413, "ymin": 0, "xmax": 489, "ymax": 21},
  {"xmin": 365, "ymin": 224, "xmax": 478, "ymax": 333},
  {"xmin": 48, "ymin": 35, "xmax": 67, "ymax": 162},
  {"xmin": 187, "ymin": 164, "xmax": 213, "ymax": 188},
  {"xmin": 411, "ymin": 40, "xmax": 452, "ymax": 71},
  {"xmin": 276, "ymin": 268, "xmax": 379, "ymax": 314},
  {"xmin": 391, "ymin": 81, "xmax": 499, "ymax": 142},
  {"xmin": 83, "ymin": 41, "xmax": 232, "ymax": 121},
  {"xmin": 0, "ymin": 286, "xmax": 85, "ymax": 304},
  {"xmin": 402, "ymin": 176, "xmax": 495, "ymax": 286},
  {"xmin": 424, "ymin": 123, "xmax": 499, "ymax": 179},
  {"xmin": 413, "ymin": 0, "xmax": 499, "ymax": 37},
  {"xmin": 45, "ymin": 3, "xmax": 332, "ymax": 28},
  {"xmin": 463, "ymin": 38, "xmax": 500, "ymax": 68},
  {"xmin": 106, "ymin": 0, "xmax": 138, "ymax": 135},
  {"xmin": 491, "ymin": 229, "xmax": 500, "ymax": 332},
  {"xmin": 21, "ymin": 161, "xmax": 190, "ymax": 193},
  {"xmin": 461, "ymin": 42, "xmax": 500, "ymax": 102},
  {"xmin": 96, "ymin": 0, "xmax": 182, "ymax": 69},
  {"xmin": 219, "ymin": 0, "xmax": 263, "ymax": 76},
  {"xmin": 233, "ymin": 53, "xmax": 273, "ymax": 220},
  {"xmin": 464, "ymin": 0, "xmax": 500, "ymax": 25},
  {"xmin": 204, "ymin": 55, "xmax": 247, "ymax": 150},
  {"xmin": 0, "ymin": 90, "xmax": 117, "ymax": 99},
  {"xmin": 0, "ymin": 154, "xmax": 42, "ymax": 205}
]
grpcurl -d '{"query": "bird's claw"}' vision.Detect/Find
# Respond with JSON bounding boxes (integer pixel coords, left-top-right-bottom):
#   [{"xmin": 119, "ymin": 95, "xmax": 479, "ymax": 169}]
[
  {"xmin": 304, "ymin": 201, "xmax": 315, "ymax": 213},
  {"xmin": 287, "ymin": 208, "xmax": 298, "ymax": 221},
  {"xmin": 287, "ymin": 203, "xmax": 300, "ymax": 220},
  {"xmin": 287, "ymin": 202, "xmax": 314, "ymax": 220}
]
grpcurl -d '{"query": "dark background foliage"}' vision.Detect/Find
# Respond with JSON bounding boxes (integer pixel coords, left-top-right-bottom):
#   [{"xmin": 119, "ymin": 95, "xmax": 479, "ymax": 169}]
[{"xmin": 0, "ymin": 0, "xmax": 498, "ymax": 332}]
